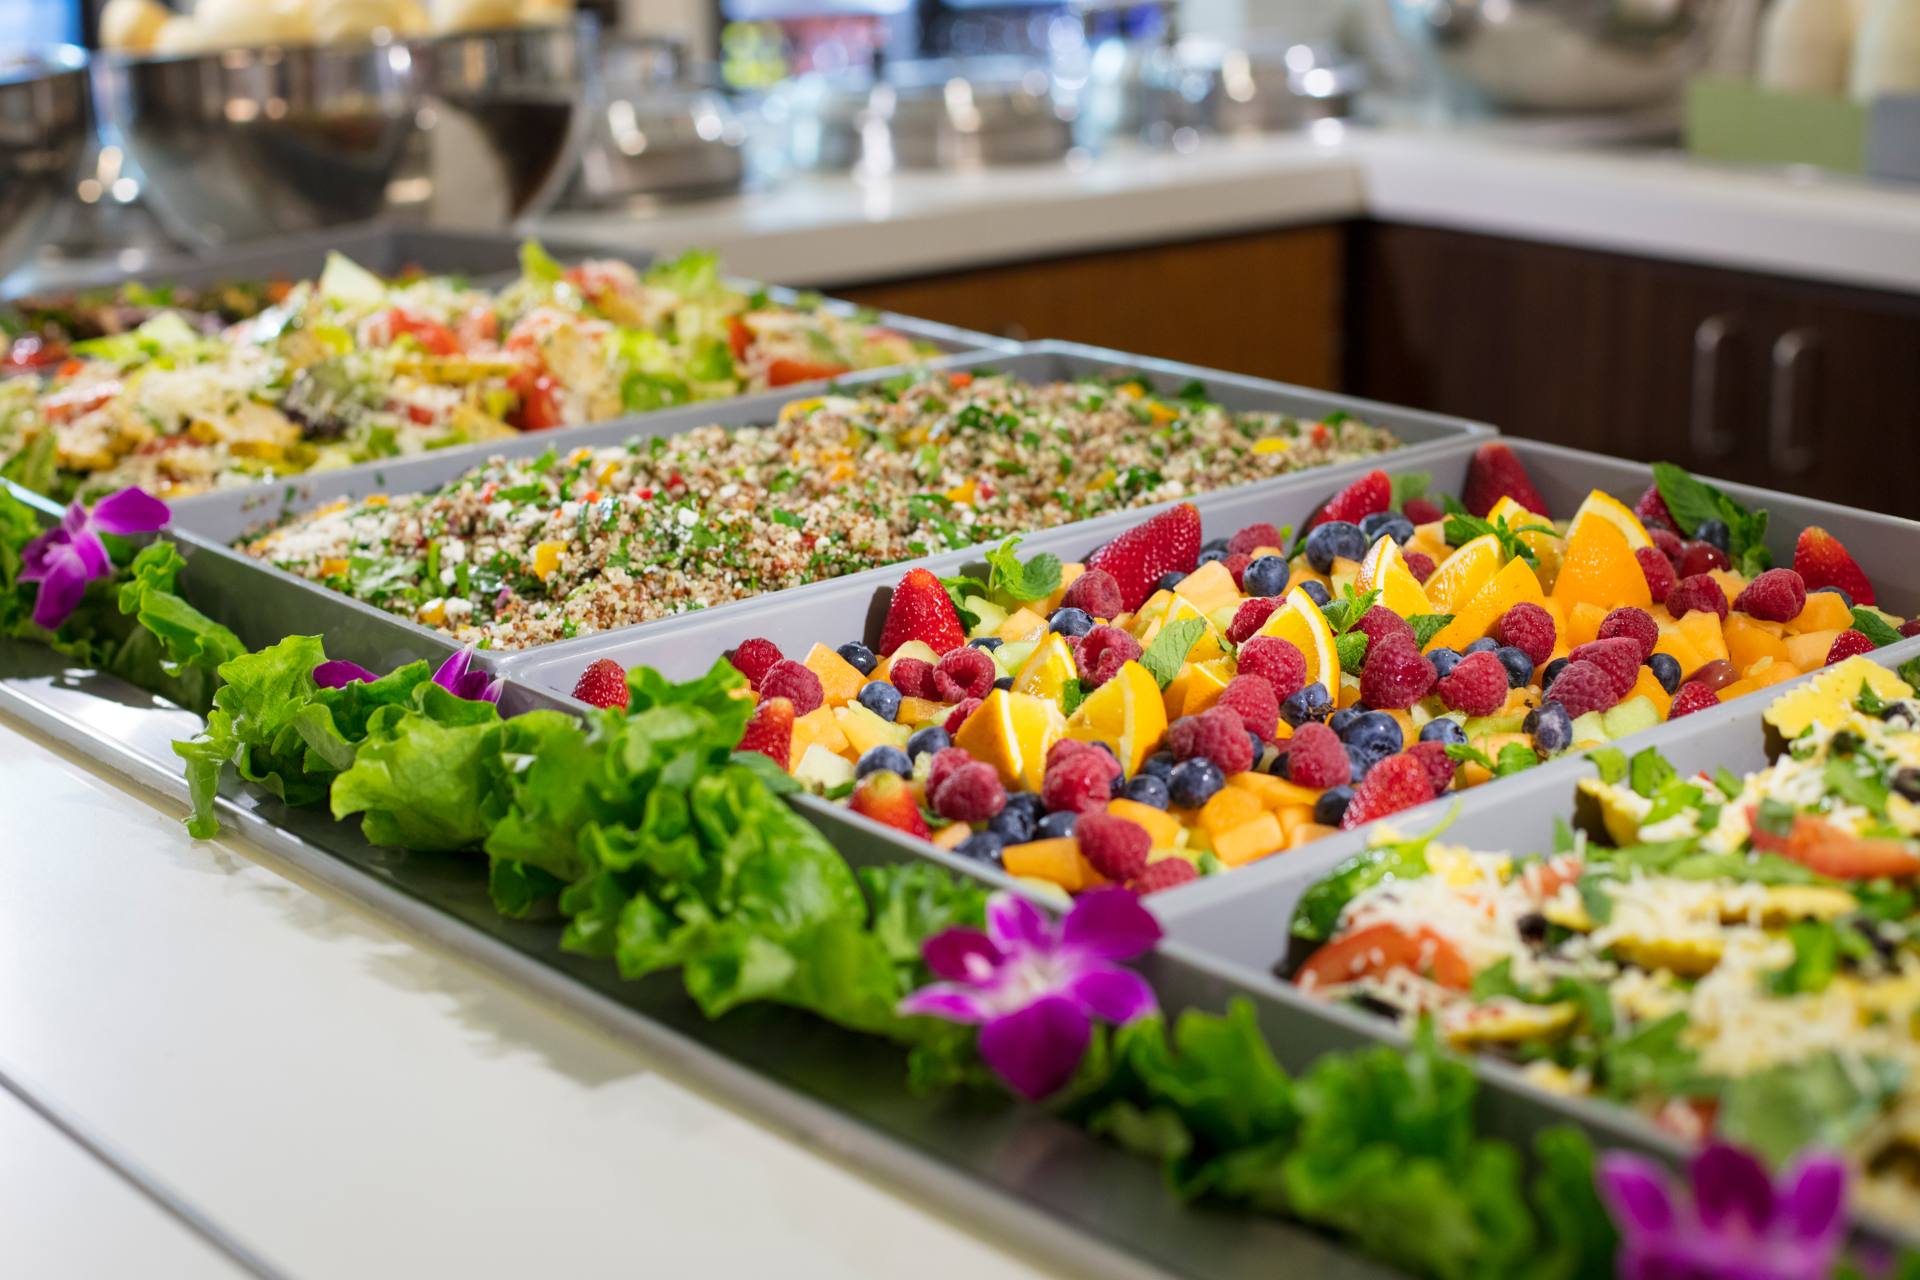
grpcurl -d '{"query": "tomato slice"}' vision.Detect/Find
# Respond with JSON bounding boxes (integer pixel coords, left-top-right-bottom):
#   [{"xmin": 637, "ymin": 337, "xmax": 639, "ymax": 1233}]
[
  {"xmin": 508, "ymin": 366, "xmax": 562, "ymax": 431},
  {"xmin": 1747, "ymin": 807, "xmax": 1920, "ymax": 879},
  {"xmin": 727, "ymin": 315, "xmax": 752, "ymax": 360},
  {"xmin": 454, "ymin": 305, "xmax": 498, "ymax": 352},
  {"xmin": 766, "ymin": 358, "xmax": 852, "ymax": 387},
  {"xmin": 1297, "ymin": 923, "xmax": 1472, "ymax": 992},
  {"xmin": 373, "ymin": 307, "xmax": 458, "ymax": 356},
  {"xmin": 1, "ymin": 335, "xmax": 68, "ymax": 375}
]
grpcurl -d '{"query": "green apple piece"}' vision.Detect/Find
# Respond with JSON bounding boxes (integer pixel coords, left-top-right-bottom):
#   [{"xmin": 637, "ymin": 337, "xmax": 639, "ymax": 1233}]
[
  {"xmin": 968, "ymin": 598, "xmax": 1009, "ymax": 639},
  {"xmin": 1600, "ymin": 696, "xmax": 1661, "ymax": 742},
  {"xmin": 793, "ymin": 743, "xmax": 855, "ymax": 791},
  {"xmin": 1570, "ymin": 711, "xmax": 1608, "ymax": 745}
]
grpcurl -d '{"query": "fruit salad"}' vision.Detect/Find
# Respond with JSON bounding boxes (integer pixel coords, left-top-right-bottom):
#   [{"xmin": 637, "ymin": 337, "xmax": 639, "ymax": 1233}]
[
  {"xmin": 580, "ymin": 443, "xmax": 1915, "ymax": 901},
  {"xmin": 0, "ymin": 243, "xmax": 928, "ymax": 502},
  {"xmin": 1283, "ymin": 657, "xmax": 1920, "ymax": 1220},
  {"xmin": 246, "ymin": 372, "xmax": 1398, "ymax": 649}
]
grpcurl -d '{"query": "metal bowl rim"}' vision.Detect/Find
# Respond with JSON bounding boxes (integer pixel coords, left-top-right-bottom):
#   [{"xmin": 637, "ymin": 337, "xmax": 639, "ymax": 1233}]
[{"xmin": 0, "ymin": 42, "xmax": 89, "ymax": 85}]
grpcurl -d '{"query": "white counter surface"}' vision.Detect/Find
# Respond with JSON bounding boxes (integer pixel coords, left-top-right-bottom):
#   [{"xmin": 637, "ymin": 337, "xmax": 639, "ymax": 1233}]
[
  {"xmin": 544, "ymin": 127, "xmax": 1920, "ymax": 297},
  {"xmin": 0, "ymin": 714, "xmax": 1058, "ymax": 1280}
]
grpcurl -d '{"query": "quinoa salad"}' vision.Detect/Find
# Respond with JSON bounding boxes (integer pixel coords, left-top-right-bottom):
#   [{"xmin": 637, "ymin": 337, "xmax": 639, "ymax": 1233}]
[
  {"xmin": 243, "ymin": 370, "xmax": 1404, "ymax": 649},
  {"xmin": 0, "ymin": 242, "xmax": 929, "ymax": 503}
]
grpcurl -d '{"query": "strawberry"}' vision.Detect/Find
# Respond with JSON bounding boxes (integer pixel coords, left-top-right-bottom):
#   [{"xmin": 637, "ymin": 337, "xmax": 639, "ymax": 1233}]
[
  {"xmin": 848, "ymin": 769, "xmax": 931, "ymax": 839},
  {"xmin": 877, "ymin": 567, "xmax": 969, "ymax": 656},
  {"xmin": 1461, "ymin": 442, "xmax": 1549, "ymax": 517},
  {"xmin": 1338, "ymin": 753, "xmax": 1437, "ymax": 830},
  {"xmin": 1403, "ymin": 497, "xmax": 1444, "ymax": 526},
  {"xmin": 1308, "ymin": 469, "xmax": 1392, "ymax": 530},
  {"xmin": 1085, "ymin": 502, "xmax": 1202, "ymax": 613},
  {"xmin": 737, "ymin": 696, "xmax": 795, "ymax": 765},
  {"xmin": 1634, "ymin": 483, "xmax": 1678, "ymax": 533},
  {"xmin": 571, "ymin": 658, "xmax": 630, "ymax": 709},
  {"xmin": 1794, "ymin": 527, "xmax": 1875, "ymax": 608}
]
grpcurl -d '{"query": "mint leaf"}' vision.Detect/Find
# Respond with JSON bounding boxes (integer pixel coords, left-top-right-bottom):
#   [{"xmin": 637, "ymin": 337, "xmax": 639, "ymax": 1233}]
[
  {"xmin": 1851, "ymin": 607, "xmax": 1902, "ymax": 649},
  {"xmin": 1061, "ymin": 678, "xmax": 1088, "ymax": 717},
  {"xmin": 982, "ymin": 535, "xmax": 1063, "ymax": 602},
  {"xmin": 1408, "ymin": 613, "xmax": 1455, "ymax": 648},
  {"xmin": 1142, "ymin": 618, "xmax": 1206, "ymax": 689},
  {"xmin": 1588, "ymin": 746, "xmax": 1628, "ymax": 784},
  {"xmin": 1390, "ymin": 471, "xmax": 1430, "ymax": 512},
  {"xmin": 1445, "ymin": 742, "xmax": 1495, "ymax": 771},
  {"xmin": 1336, "ymin": 632, "xmax": 1369, "ymax": 672},
  {"xmin": 1651, "ymin": 462, "xmax": 1771, "ymax": 570},
  {"xmin": 1495, "ymin": 743, "xmax": 1541, "ymax": 776},
  {"xmin": 1322, "ymin": 584, "xmax": 1382, "ymax": 635},
  {"xmin": 1628, "ymin": 747, "xmax": 1677, "ymax": 799},
  {"xmin": 1441, "ymin": 508, "xmax": 1552, "ymax": 568}
]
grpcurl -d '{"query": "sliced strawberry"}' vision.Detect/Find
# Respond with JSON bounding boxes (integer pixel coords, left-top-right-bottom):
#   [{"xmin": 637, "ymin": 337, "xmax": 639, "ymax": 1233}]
[
  {"xmin": 570, "ymin": 658, "xmax": 630, "ymax": 710},
  {"xmin": 738, "ymin": 696, "xmax": 796, "ymax": 766},
  {"xmin": 1461, "ymin": 442, "xmax": 1549, "ymax": 518},
  {"xmin": 1794, "ymin": 526, "xmax": 1875, "ymax": 607},
  {"xmin": 1085, "ymin": 502, "xmax": 1202, "ymax": 613},
  {"xmin": 877, "ymin": 567, "xmax": 969, "ymax": 656},
  {"xmin": 1308, "ymin": 468, "xmax": 1392, "ymax": 530},
  {"xmin": 848, "ymin": 770, "xmax": 931, "ymax": 839},
  {"xmin": 1338, "ymin": 752, "xmax": 1436, "ymax": 830}
]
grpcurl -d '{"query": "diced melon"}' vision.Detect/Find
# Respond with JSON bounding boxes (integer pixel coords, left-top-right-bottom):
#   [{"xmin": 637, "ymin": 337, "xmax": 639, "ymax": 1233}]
[
  {"xmin": 804, "ymin": 642, "xmax": 869, "ymax": 707},
  {"xmin": 1003, "ymin": 838, "xmax": 1106, "ymax": 891},
  {"xmin": 891, "ymin": 639, "xmax": 941, "ymax": 667},
  {"xmin": 1043, "ymin": 564, "xmax": 1086, "ymax": 614},
  {"xmin": 968, "ymin": 598, "xmax": 1010, "ymax": 639},
  {"xmin": 1600, "ymin": 696, "xmax": 1661, "ymax": 741},
  {"xmin": 1787, "ymin": 592, "xmax": 1853, "ymax": 634},
  {"xmin": 1275, "ymin": 804, "xmax": 1315, "ymax": 842},
  {"xmin": 1725, "ymin": 617, "xmax": 1791, "ymax": 675},
  {"xmin": 1227, "ymin": 771, "xmax": 1324, "ymax": 809},
  {"xmin": 1568, "ymin": 601, "xmax": 1607, "ymax": 650},
  {"xmin": 789, "ymin": 707, "xmax": 850, "ymax": 770},
  {"xmin": 1174, "ymin": 560, "xmax": 1241, "ymax": 617},
  {"xmin": 896, "ymin": 696, "xmax": 947, "ymax": 727},
  {"xmin": 997, "ymin": 640, "xmax": 1038, "ymax": 675},
  {"xmin": 1707, "ymin": 568, "xmax": 1748, "ymax": 601},
  {"xmin": 1108, "ymin": 798, "xmax": 1182, "ymax": 848},
  {"xmin": 1199, "ymin": 786, "xmax": 1265, "ymax": 837},
  {"xmin": 793, "ymin": 743, "xmax": 856, "ymax": 791},
  {"xmin": 1288, "ymin": 820, "xmax": 1339, "ymax": 849},
  {"xmin": 835, "ymin": 703, "xmax": 913, "ymax": 756},
  {"xmin": 1622, "ymin": 666, "xmax": 1672, "ymax": 720},
  {"xmin": 1785, "ymin": 629, "xmax": 1841, "ymax": 672},
  {"xmin": 1212, "ymin": 812, "xmax": 1284, "ymax": 866},
  {"xmin": 1570, "ymin": 711, "xmax": 1607, "ymax": 747}
]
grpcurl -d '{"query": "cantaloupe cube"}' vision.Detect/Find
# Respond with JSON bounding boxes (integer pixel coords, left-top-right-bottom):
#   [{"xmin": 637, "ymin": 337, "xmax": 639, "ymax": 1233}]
[
  {"xmin": 1212, "ymin": 812, "xmax": 1284, "ymax": 866},
  {"xmin": 1654, "ymin": 610, "xmax": 1728, "ymax": 678},
  {"xmin": 1285, "ymin": 561, "xmax": 1332, "ymax": 595},
  {"xmin": 1228, "ymin": 772, "xmax": 1323, "ymax": 809},
  {"xmin": 1288, "ymin": 821, "xmax": 1339, "ymax": 849},
  {"xmin": 1568, "ymin": 601, "xmax": 1607, "ymax": 650},
  {"xmin": 932, "ymin": 822, "xmax": 972, "ymax": 851},
  {"xmin": 1725, "ymin": 618, "xmax": 1791, "ymax": 676},
  {"xmin": 896, "ymin": 696, "xmax": 947, "ymax": 726},
  {"xmin": 1787, "ymin": 593, "xmax": 1853, "ymax": 634},
  {"xmin": 1458, "ymin": 732, "xmax": 1530, "ymax": 787},
  {"xmin": 1173, "ymin": 561, "xmax": 1241, "ymax": 617},
  {"xmin": 997, "ymin": 608, "xmax": 1048, "ymax": 643},
  {"xmin": 1540, "ymin": 598, "xmax": 1571, "ymax": 662},
  {"xmin": 1708, "ymin": 569, "xmax": 1748, "ymax": 601},
  {"xmin": 805, "ymin": 643, "xmax": 868, "ymax": 707},
  {"xmin": 1785, "ymin": 630, "xmax": 1841, "ymax": 671},
  {"xmin": 1003, "ymin": 838, "xmax": 1109, "ymax": 891},
  {"xmin": 1275, "ymin": 804, "xmax": 1315, "ymax": 843},
  {"xmin": 789, "ymin": 706, "xmax": 849, "ymax": 770},
  {"xmin": 1199, "ymin": 786, "xmax": 1265, "ymax": 837},
  {"xmin": 1623, "ymin": 666, "xmax": 1672, "ymax": 720},
  {"xmin": 1108, "ymin": 798, "xmax": 1182, "ymax": 848}
]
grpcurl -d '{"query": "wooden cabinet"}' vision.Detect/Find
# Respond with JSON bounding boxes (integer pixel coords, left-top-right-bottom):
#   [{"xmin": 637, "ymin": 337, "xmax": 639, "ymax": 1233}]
[
  {"xmin": 827, "ymin": 224, "xmax": 1346, "ymax": 391},
  {"xmin": 1345, "ymin": 222, "xmax": 1920, "ymax": 519}
]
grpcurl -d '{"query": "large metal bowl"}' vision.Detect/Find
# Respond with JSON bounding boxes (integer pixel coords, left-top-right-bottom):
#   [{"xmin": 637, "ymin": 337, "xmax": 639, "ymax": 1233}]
[
  {"xmin": 102, "ymin": 38, "xmax": 418, "ymax": 251},
  {"xmin": 0, "ymin": 46, "xmax": 93, "ymax": 282},
  {"xmin": 562, "ymin": 35, "xmax": 744, "ymax": 207},
  {"xmin": 1392, "ymin": 0, "xmax": 1720, "ymax": 111}
]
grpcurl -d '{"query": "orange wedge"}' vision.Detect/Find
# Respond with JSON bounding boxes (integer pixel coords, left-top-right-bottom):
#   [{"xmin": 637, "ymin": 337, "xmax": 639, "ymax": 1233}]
[
  {"xmin": 1424, "ymin": 557, "xmax": 1548, "ymax": 654},
  {"xmin": 1067, "ymin": 660, "xmax": 1168, "ymax": 777},
  {"xmin": 1552, "ymin": 514, "xmax": 1651, "ymax": 614},
  {"xmin": 953, "ymin": 689, "xmax": 1066, "ymax": 793},
  {"xmin": 1423, "ymin": 534, "xmax": 1504, "ymax": 614},
  {"xmin": 1562, "ymin": 489, "xmax": 1650, "ymax": 550},
  {"xmin": 1486, "ymin": 496, "xmax": 1566, "ymax": 592},
  {"xmin": 1163, "ymin": 595, "xmax": 1229, "ymax": 664},
  {"xmin": 1357, "ymin": 535, "xmax": 1436, "ymax": 618},
  {"xmin": 1254, "ymin": 586, "xmax": 1341, "ymax": 693},
  {"xmin": 1013, "ymin": 633, "xmax": 1078, "ymax": 702}
]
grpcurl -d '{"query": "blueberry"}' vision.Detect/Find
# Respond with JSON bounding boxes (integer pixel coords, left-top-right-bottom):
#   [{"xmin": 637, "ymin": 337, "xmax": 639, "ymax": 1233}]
[
  {"xmin": 1646, "ymin": 652, "xmax": 1681, "ymax": 694},
  {"xmin": 993, "ymin": 675, "xmax": 1013, "ymax": 691},
  {"xmin": 855, "ymin": 744, "xmax": 912, "ymax": 780},
  {"xmin": 1695, "ymin": 519, "xmax": 1731, "ymax": 554},
  {"xmin": 988, "ymin": 806, "xmax": 1034, "ymax": 843},
  {"xmin": 969, "ymin": 636, "xmax": 1003, "ymax": 651},
  {"xmin": 1197, "ymin": 548, "xmax": 1228, "ymax": 567},
  {"xmin": 1140, "ymin": 751, "xmax": 1177, "ymax": 781},
  {"xmin": 837, "ymin": 641, "xmax": 877, "ymax": 675},
  {"xmin": 1280, "ymin": 680, "xmax": 1335, "ymax": 727},
  {"xmin": 1464, "ymin": 637, "xmax": 1499, "ymax": 656},
  {"xmin": 1429, "ymin": 647, "xmax": 1463, "ymax": 679},
  {"xmin": 1248, "ymin": 730, "xmax": 1267, "ymax": 766},
  {"xmin": 1345, "ymin": 743, "xmax": 1372, "ymax": 784},
  {"xmin": 1201, "ymin": 536, "xmax": 1231, "ymax": 555},
  {"xmin": 955, "ymin": 832, "xmax": 1005, "ymax": 864},
  {"xmin": 1242, "ymin": 555, "xmax": 1290, "ymax": 598},
  {"xmin": 1314, "ymin": 786, "xmax": 1354, "ymax": 827},
  {"xmin": 906, "ymin": 726, "xmax": 952, "ymax": 759},
  {"xmin": 1346, "ymin": 710, "xmax": 1403, "ymax": 761},
  {"xmin": 1419, "ymin": 717, "xmax": 1468, "ymax": 746},
  {"xmin": 1494, "ymin": 645, "xmax": 1534, "ymax": 689},
  {"xmin": 1305, "ymin": 521, "xmax": 1368, "ymax": 574},
  {"xmin": 1004, "ymin": 791, "xmax": 1047, "ymax": 821},
  {"xmin": 1268, "ymin": 750, "xmax": 1291, "ymax": 780},
  {"xmin": 1541, "ymin": 657, "xmax": 1570, "ymax": 692},
  {"xmin": 1299, "ymin": 580, "xmax": 1333, "ymax": 609},
  {"xmin": 1169, "ymin": 758, "xmax": 1226, "ymax": 808},
  {"xmin": 1359, "ymin": 512, "xmax": 1416, "ymax": 546},
  {"xmin": 1036, "ymin": 809, "xmax": 1081, "ymax": 839},
  {"xmin": 1328, "ymin": 706, "xmax": 1362, "ymax": 736},
  {"xmin": 857, "ymin": 680, "xmax": 902, "ymax": 722},
  {"xmin": 1811, "ymin": 585, "xmax": 1855, "ymax": 609},
  {"xmin": 1050, "ymin": 607, "xmax": 1094, "ymax": 638},
  {"xmin": 1122, "ymin": 774, "xmax": 1171, "ymax": 809},
  {"xmin": 1155, "ymin": 571, "xmax": 1185, "ymax": 592},
  {"xmin": 1526, "ymin": 700, "xmax": 1574, "ymax": 757}
]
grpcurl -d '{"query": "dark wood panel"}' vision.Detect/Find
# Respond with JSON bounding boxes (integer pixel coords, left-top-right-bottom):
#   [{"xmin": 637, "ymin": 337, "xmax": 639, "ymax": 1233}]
[{"xmin": 829, "ymin": 225, "xmax": 1345, "ymax": 390}]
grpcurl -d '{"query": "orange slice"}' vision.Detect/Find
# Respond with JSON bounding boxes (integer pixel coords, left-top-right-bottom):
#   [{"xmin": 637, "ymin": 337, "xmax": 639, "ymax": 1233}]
[
  {"xmin": 1013, "ymin": 633, "xmax": 1077, "ymax": 702},
  {"xmin": 1066, "ymin": 660, "xmax": 1168, "ymax": 777},
  {"xmin": 1163, "ymin": 595, "xmax": 1229, "ymax": 665},
  {"xmin": 1486, "ymin": 496, "xmax": 1565, "ymax": 592},
  {"xmin": 953, "ymin": 689, "xmax": 1066, "ymax": 793},
  {"xmin": 1254, "ymin": 586, "xmax": 1340, "ymax": 693},
  {"xmin": 1423, "ymin": 534, "xmax": 1504, "ymax": 614},
  {"xmin": 1562, "ymin": 489, "xmax": 1650, "ymax": 551},
  {"xmin": 1424, "ymin": 557, "xmax": 1548, "ymax": 654},
  {"xmin": 1356, "ymin": 535, "xmax": 1436, "ymax": 619},
  {"xmin": 1551, "ymin": 514, "xmax": 1651, "ymax": 614}
]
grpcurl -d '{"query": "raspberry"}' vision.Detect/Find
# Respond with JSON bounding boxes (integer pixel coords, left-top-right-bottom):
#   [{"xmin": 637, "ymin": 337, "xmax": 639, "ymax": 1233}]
[
  {"xmin": 890, "ymin": 657, "xmax": 936, "ymax": 700},
  {"xmin": 1434, "ymin": 651, "xmax": 1509, "ymax": 716},
  {"xmin": 1042, "ymin": 751, "xmax": 1120, "ymax": 814},
  {"xmin": 1059, "ymin": 569, "xmax": 1123, "ymax": 621},
  {"xmin": 1047, "ymin": 737, "xmax": 1096, "ymax": 772},
  {"xmin": 1403, "ymin": 550, "xmax": 1437, "ymax": 584},
  {"xmin": 926, "ymin": 746, "xmax": 976, "ymax": 798},
  {"xmin": 1075, "ymin": 625, "xmax": 1143, "ymax": 688},
  {"xmin": 1404, "ymin": 498, "xmax": 1443, "ymax": 526},
  {"xmin": 1286, "ymin": 722, "xmax": 1349, "ymax": 788},
  {"xmin": 1227, "ymin": 597, "xmax": 1284, "ymax": 645},
  {"xmin": 1166, "ymin": 705, "xmax": 1255, "ymax": 773},
  {"xmin": 1828, "ymin": 630, "xmax": 1879, "ymax": 665},
  {"xmin": 1076, "ymin": 812, "xmax": 1152, "ymax": 881},
  {"xmin": 1489, "ymin": 602, "xmax": 1553, "ymax": 667},
  {"xmin": 729, "ymin": 637, "xmax": 783, "ymax": 690},
  {"xmin": 759, "ymin": 659, "xmax": 823, "ymax": 716},
  {"xmin": 932, "ymin": 760, "xmax": 1008, "ymax": 822},
  {"xmin": 571, "ymin": 658, "xmax": 630, "ymax": 709},
  {"xmin": 1665, "ymin": 574, "xmax": 1729, "ymax": 622},
  {"xmin": 1130, "ymin": 857, "xmax": 1199, "ymax": 895},
  {"xmin": 1731, "ymin": 568, "xmax": 1807, "ymax": 624},
  {"xmin": 1634, "ymin": 483, "xmax": 1677, "ymax": 532},
  {"xmin": 1228, "ymin": 522, "xmax": 1286, "ymax": 556},
  {"xmin": 1224, "ymin": 554, "xmax": 1252, "ymax": 589},
  {"xmin": 943, "ymin": 698, "xmax": 984, "ymax": 733},
  {"xmin": 1597, "ymin": 607, "xmax": 1658, "ymax": 661},
  {"xmin": 1569, "ymin": 638, "xmax": 1643, "ymax": 699},
  {"xmin": 933, "ymin": 646, "xmax": 997, "ymax": 702},
  {"xmin": 1237, "ymin": 636, "xmax": 1307, "ymax": 699},
  {"xmin": 1668, "ymin": 682, "xmax": 1721, "ymax": 718},
  {"xmin": 1219, "ymin": 674, "xmax": 1280, "ymax": 742},
  {"xmin": 1339, "ymin": 753, "xmax": 1437, "ymax": 830},
  {"xmin": 1359, "ymin": 636, "xmax": 1437, "ymax": 710},
  {"xmin": 1545, "ymin": 659, "xmax": 1617, "ymax": 718},
  {"xmin": 1636, "ymin": 547, "xmax": 1678, "ymax": 604},
  {"xmin": 1648, "ymin": 527, "xmax": 1685, "ymax": 561},
  {"xmin": 1354, "ymin": 605, "xmax": 1415, "ymax": 652},
  {"xmin": 1406, "ymin": 740, "xmax": 1457, "ymax": 795}
]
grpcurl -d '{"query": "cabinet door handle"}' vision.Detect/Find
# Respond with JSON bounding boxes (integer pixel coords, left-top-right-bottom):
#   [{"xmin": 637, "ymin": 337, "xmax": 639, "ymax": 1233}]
[
  {"xmin": 1690, "ymin": 314, "xmax": 1736, "ymax": 459},
  {"xmin": 1769, "ymin": 327, "xmax": 1819, "ymax": 475}
]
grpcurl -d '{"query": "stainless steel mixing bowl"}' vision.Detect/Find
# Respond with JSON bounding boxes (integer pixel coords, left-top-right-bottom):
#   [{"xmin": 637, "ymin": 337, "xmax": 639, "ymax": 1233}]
[
  {"xmin": 102, "ymin": 38, "xmax": 418, "ymax": 251},
  {"xmin": 0, "ymin": 46, "xmax": 93, "ymax": 283},
  {"xmin": 1392, "ymin": 0, "xmax": 1720, "ymax": 111}
]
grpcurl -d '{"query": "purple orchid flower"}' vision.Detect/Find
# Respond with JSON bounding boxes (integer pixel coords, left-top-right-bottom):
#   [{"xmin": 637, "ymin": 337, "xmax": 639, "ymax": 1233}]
[
  {"xmin": 311, "ymin": 645, "xmax": 502, "ymax": 704},
  {"xmin": 1597, "ymin": 1142, "xmax": 1848, "ymax": 1280},
  {"xmin": 899, "ymin": 888, "xmax": 1160, "ymax": 1101},
  {"xmin": 18, "ymin": 488, "xmax": 170, "ymax": 630}
]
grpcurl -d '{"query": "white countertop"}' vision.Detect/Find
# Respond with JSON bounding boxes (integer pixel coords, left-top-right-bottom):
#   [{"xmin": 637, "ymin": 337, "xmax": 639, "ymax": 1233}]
[
  {"xmin": 543, "ymin": 126, "xmax": 1920, "ymax": 297},
  {"xmin": 0, "ymin": 714, "xmax": 1059, "ymax": 1280}
]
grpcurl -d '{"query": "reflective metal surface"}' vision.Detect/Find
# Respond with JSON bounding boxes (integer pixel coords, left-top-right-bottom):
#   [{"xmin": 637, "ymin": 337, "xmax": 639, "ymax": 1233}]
[
  {"xmin": 796, "ymin": 58, "xmax": 1075, "ymax": 172},
  {"xmin": 1147, "ymin": 36, "xmax": 1363, "ymax": 137},
  {"xmin": 0, "ymin": 46, "xmax": 93, "ymax": 282},
  {"xmin": 563, "ymin": 35, "xmax": 744, "ymax": 207}
]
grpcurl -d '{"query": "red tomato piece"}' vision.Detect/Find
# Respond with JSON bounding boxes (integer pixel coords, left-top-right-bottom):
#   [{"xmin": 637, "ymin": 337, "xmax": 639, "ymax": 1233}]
[
  {"xmin": 1746, "ymin": 807, "xmax": 1920, "ymax": 879},
  {"xmin": 372, "ymin": 308, "xmax": 458, "ymax": 356},
  {"xmin": 947, "ymin": 371, "xmax": 973, "ymax": 389},
  {"xmin": 508, "ymin": 366, "xmax": 562, "ymax": 431},
  {"xmin": 1296, "ymin": 923, "xmax": 1472, "ymax": 992},
  {"xmin": 766, "ymin": 358, "xmax": 852, "ymax": 387},
  {"xmin": 454, "ymin": 305, "xmax": 498, "ymax": 352},
  {"xmin": 727, "ymin": 315, "xmax": 752, "ymax": 360}
]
